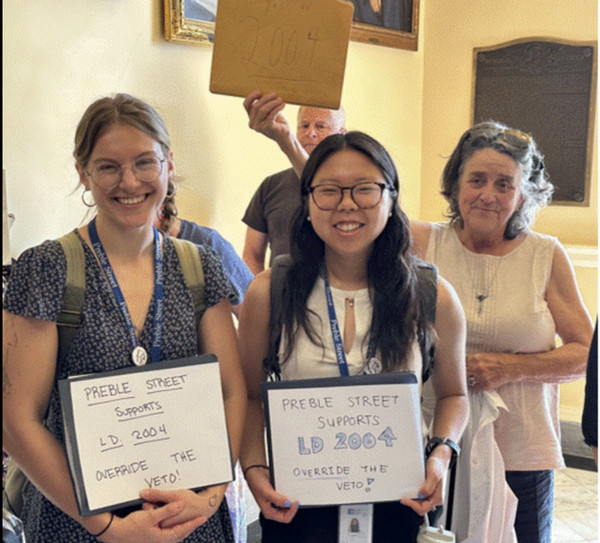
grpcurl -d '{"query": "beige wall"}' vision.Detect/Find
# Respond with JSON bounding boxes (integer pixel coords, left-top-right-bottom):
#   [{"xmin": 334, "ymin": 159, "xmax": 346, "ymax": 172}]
[
  {"xmin": 421, "ymin": 0, "xmax": 598, "ymax": 247},
  {"xmin": 420, "ymin": 0, "xmax": 598, "ymax": 418},
  {"xmin": 2, "ymin": 0, "xmax": 424, "ymax": 259},
  {"xmin": 560, "ymin": 250, "xmax": 598, "ymax": 420}
]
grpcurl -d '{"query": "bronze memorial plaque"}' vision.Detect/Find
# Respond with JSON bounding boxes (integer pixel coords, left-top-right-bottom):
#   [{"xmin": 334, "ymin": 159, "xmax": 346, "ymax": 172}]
[{"xmin": 473, "ymin": 39, "xmax": 596, "ymax": 206}]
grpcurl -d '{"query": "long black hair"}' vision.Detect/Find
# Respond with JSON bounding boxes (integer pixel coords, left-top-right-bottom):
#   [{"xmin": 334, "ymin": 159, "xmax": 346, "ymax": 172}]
[{"xmin": 279, "ymin": 131, "xmax": 433, "ymax": 372}]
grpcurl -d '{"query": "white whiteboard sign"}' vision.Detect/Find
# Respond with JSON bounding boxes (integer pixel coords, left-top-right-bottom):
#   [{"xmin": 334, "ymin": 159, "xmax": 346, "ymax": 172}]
[
  {"xmin": 59, "ymin": 355, "xmax": 233, "ymax": 516},
  {"xmin": 263, "ymin": 373, "xmax": 424, "ymax": 507}
]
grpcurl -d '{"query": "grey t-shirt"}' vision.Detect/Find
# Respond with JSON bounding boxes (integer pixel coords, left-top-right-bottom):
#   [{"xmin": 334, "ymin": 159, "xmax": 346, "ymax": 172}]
[{"xmin": 242, "ymin": 168, "xmax": 302, "ymax": 265}]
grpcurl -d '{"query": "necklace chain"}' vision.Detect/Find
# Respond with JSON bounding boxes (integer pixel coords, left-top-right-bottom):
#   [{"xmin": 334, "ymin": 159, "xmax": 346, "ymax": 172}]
[{"xmin": 461, "ymin": 243, "xmax": 503, "ymax": 315}]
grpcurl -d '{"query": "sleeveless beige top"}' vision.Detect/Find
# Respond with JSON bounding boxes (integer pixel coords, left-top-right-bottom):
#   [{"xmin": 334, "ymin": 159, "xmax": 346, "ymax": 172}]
[
  {"xmin": 427, "ymin": 223, "xmax": 563, "ymax": 470},
  {"xmin": 279, "ymin": 277, "xmax": 422, "ymax": 381}
]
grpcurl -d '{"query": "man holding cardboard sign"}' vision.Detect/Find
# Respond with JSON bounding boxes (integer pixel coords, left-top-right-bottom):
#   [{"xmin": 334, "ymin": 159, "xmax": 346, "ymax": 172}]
[{"xmin": 242, "ymin": 91, "xmax": 346, "ymax": 274}]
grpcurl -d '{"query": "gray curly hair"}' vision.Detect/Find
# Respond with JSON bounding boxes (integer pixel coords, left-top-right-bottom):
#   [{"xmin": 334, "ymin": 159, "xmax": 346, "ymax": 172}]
[{"xmin": 441, "ymin": 120, "xmax": 554, "ymax": 239}]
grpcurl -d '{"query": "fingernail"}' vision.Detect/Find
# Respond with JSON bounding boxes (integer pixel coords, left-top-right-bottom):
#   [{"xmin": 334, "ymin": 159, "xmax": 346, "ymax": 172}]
[
  {"xmin": 417, "ymin": 493, "xmax": 424, "ymax": 500},
  {"xmin": 284, "ymin": 500, "xmax": 292, "ymax": 508}
]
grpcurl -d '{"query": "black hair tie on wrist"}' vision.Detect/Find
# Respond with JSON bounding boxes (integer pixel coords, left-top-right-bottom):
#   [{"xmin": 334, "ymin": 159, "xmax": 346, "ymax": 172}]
[
  {"xmin": 243, "ymin": 464, "xmax": 269, "ymax": 477},
  {"xmin": 90, "ymin": 512, "xmax": 114, "ymax": 538}
]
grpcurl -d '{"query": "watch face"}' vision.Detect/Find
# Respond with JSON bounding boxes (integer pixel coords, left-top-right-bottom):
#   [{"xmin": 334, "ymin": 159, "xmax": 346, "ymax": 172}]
[{"xmin": 426, "ymin": 437, "xmax": 460, "ymax": 459}]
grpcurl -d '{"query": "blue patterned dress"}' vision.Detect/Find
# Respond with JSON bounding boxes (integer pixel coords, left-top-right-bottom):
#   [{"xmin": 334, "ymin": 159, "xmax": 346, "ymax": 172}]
[{"xmin": 3, "ymin": 231, "xmax": 236, "ymax": 542}]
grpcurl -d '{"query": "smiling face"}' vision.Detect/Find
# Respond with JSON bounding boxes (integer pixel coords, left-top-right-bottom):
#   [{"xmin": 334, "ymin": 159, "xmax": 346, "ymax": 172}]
[
  {"xmin": 77, "ymin": 123, "xmax": 173, "ymax": 232},
  {"xmin": 457, "ymin": 148, "xmax": 524, "ymax": 240},
  {"xmin": 308, "ymin": 149, "xmax": 393, "ymax": 261}
]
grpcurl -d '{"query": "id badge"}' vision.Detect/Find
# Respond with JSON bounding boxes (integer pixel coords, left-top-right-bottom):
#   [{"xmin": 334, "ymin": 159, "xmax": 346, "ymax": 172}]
[{"xmin": 338, "ymin": 503, "xmax": 373, "ymax": 543}]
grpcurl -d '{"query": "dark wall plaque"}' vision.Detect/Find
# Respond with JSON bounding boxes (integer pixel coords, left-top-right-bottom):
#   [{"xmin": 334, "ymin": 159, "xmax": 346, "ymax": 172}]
[{"xmin": 473, "ymin": 39, "xmax": 596, "ymax": 205}]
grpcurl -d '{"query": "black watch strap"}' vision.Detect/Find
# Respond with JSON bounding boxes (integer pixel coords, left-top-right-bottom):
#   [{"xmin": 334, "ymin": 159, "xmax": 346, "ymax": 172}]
[{"xmin": 425, "ymin": 437, "xmax": 460, "ymax": 468}]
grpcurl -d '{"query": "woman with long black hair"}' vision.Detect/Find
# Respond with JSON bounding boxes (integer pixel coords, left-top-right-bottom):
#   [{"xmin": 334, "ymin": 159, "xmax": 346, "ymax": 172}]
[{"xmin": 238, "ymin": 131, "xmax": 469, "ymax": 542}]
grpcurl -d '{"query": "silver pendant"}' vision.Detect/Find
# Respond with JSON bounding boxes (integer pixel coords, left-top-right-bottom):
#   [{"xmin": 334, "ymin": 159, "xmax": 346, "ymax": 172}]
[
  {"xmin": 363, "ymin": 357, "xmax": 382, "ymax": 375},
  {"xmin": 476, "ymin": 294, "xmax": 487, "ymax": 316},
  {"xmin": 132, "ymin": 345, "xmax": 148, "ymax": 366}
]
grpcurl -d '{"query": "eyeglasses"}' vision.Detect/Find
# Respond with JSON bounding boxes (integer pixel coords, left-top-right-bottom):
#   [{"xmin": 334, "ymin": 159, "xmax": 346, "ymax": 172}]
[
  {"xmin": 497, "ymin": 129, "xmax": 532, "ymax": 149},
  {"xmin": 86, "ymin": 155, "xmax": 166, "ymax": 188},
  {"xmin": 309, "ymin": 182, "xmax": 392, "ymax": 211}
]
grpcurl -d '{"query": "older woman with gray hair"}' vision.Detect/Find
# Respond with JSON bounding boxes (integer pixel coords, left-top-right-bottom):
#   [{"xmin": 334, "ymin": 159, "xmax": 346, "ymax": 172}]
[{"xmin": 412, "ymin": 121, "xmax": 593, "ymax": 543}]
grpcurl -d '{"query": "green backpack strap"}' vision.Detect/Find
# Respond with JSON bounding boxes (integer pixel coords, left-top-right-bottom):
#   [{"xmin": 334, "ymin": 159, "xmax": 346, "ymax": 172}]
[
  {"xmin": 171, "ymin": 237, "xmax": 206, "ymax": 322},
  {"xmin": 54, "ymin": 234, "xmax": 206, "ymax": 365},
  {"xmin": 3, "ymin": 232, "xmax": 87, "ymax": 519},
  {"xmin": 3, "ymin": 235, "xmax": 206, "ymax": 520},
  {"xmin": 56, "ymin": 231, "xmax": 86, "ymax": 371}
]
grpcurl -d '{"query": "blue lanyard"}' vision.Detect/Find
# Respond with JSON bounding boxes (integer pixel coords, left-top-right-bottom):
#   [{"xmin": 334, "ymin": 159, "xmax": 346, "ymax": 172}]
[
  {"xmin": 88, "ymin": 217, "xmax": 164, "ymax": 363},
  {"xmin": 321, "ymin": 264, "xmax": 376, "ymax": 377}
]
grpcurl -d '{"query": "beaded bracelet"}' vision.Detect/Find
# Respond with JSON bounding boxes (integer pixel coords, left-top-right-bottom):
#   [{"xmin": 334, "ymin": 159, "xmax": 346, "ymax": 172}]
[
  {"xmin": 242, "ymin": 464, "xmax": 269, "ymax": 477},
  {"xmin": 90, "ymin": 512, "xmax": 114, "ymax": 538}
]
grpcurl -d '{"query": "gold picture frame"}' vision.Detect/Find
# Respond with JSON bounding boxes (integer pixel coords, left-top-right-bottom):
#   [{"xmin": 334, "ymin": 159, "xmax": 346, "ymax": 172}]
[
  {"xmin": 163, "ymin": 0, "xmax": 216, "ymax": 46},
  {"xmin": 163, "ymin": 0, "xmax": 419, "ymax": 51},
  {"xmin": 350, "ymin": 0, "xmax": 419, "ymax": 51}
]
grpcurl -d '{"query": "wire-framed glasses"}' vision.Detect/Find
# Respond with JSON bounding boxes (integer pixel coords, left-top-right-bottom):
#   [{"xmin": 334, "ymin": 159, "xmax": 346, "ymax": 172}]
[
  {"xmin": 309, "ymin": 182, "xmax": 390, "ymax": 211},
  {"xmin": 86, "ymin": 155, "xmax": 166, "ymax": 188}
]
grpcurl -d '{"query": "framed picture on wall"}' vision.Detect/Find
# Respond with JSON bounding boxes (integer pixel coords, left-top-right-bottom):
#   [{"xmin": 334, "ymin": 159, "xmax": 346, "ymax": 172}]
[
  {"xmin": 163, "ymin": 0, "xmax": 419, "ymax": 50},
  {"xmin": 163, "ymin": 0, "xmax": 216, "ymax": 45},
  {"xmin": 349, "ymin": 0, "xmax": 419, "ymax": 50}
]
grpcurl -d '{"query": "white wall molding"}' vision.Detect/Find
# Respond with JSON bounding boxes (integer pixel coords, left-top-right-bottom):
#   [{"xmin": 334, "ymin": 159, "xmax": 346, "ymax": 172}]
[{"xmin": 565, "ymin": 245, "xmax": 598, "ymax": 269}]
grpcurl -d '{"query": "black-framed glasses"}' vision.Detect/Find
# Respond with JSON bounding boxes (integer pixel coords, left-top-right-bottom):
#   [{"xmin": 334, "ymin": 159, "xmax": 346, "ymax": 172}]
[
  {"xmin": 86, "ymin": 155, "xmax": 166, "ymax": 189},
  {"xmin": 309, "ymin": 182, "xmax": 391, "ymax": 211}
]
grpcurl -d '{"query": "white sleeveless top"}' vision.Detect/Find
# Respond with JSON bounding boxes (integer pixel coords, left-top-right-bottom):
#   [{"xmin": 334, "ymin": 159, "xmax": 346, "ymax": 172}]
[
  {"xmin": 279, "ymin": 277, "xmax": 422, "ymax": 381},
  {"xmin": 426, "ymin": 223, "xmax": 563, "ymax": 470}
]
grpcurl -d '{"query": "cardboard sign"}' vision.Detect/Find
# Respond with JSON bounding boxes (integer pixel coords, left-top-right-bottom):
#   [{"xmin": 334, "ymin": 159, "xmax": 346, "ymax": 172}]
[
  {"xmin": 262, "ymin": 373, "xmax": 424, "ymax": 507},
  {"xmin": 210, "ymin": 0, "xmax": 354, "ymax": 108},
  {"xmin": 59, "ymin": 355, "xmax": 233, "ymax": 516}
]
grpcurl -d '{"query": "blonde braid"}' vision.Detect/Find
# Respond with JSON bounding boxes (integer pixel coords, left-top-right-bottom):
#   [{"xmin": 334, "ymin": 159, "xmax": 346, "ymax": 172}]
[{"xmin": 158, "ymin": 178, "xmax": 178, "ymax": 234}]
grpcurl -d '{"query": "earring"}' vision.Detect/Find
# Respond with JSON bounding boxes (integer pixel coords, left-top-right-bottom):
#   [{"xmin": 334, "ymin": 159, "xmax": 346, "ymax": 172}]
[
  {"xmin": 81, "ymin": 190, "xmax": 95, "ymax": 208},
  {"xmin": 307, "ymin": 216, "xmax": 311, "ymax": 222},
  {"xmin": 166, "ymin": 177, "xmax": 177, "ymax": 198}
]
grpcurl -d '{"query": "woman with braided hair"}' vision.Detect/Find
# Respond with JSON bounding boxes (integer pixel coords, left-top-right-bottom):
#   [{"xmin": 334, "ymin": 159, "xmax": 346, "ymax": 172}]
[{"xmin": 3, "ymin": 93, "xmax": 246, "ymax": 543}]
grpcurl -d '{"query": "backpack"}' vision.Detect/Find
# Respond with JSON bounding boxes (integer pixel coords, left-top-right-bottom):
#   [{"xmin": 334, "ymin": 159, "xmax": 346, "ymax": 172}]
[
  {"xmin": 262, "ymin": 254, "xmax": 438, "ymax": 382},
  {"xmin": 2, "ymin": 231, "xmax": 206, "ymax": 519}
]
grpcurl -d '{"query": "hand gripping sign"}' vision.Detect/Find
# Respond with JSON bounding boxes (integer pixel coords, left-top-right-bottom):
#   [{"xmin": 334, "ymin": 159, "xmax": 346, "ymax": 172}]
[
  {"xmin": 59, "ymin": 355, "xmax": 233, "ymax": 516},
  {"xmin": 262, "ymin": 372, "xmax": 424, "ymax": 507}
]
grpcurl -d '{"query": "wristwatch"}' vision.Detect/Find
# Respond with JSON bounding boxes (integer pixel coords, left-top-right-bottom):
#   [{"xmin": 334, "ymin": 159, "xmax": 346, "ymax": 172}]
[{"xmin": 425, "ymin": 437, "xmax": 460, "ymax": 469}]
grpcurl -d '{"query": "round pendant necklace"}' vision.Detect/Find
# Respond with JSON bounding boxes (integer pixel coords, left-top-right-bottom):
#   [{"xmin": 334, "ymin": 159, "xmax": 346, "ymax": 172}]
[{"xmin": 88, "ymin": 218, "xmax": 164, "ymax": 366}]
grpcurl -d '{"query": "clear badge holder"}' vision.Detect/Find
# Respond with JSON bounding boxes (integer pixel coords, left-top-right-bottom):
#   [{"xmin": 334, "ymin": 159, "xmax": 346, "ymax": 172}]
[{"xmin": 338, "ymin": 503, "xmax": 373, "ymax": 543}]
